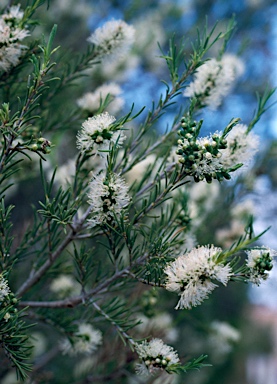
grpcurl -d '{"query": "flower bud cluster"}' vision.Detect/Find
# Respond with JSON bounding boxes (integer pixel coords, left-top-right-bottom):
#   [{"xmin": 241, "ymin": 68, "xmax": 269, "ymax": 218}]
[
  {"xmin": 176, "ymin": 117, "xmax": 230, "ymax": 183},
  {"xmin": 0, "ymin": 5, "xmax": 30, "ymax": 72},
  {"xmin": 135, "ymin": 338, "xmax": 180, "ymax": 375},
  {"xmin": 246, "ymin": 247, "xmax": 275, "ymax": 285},
  {"xmin": 30, "ymin": 137, "xmax": 52, "ymax": 154}
]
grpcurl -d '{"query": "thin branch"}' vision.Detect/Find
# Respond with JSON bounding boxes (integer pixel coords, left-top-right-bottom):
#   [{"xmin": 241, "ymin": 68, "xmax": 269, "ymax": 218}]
[
  {"xmin": 16, "ymin": 208, "xmax": 93, "ymax": 298},
  {"xmin": 18, "ymin": 252, "xmax": 152, "ymax": 308},
  {"xmin": 16, "ymin": 229, "xmax": 75, "ymax": 297},
  {"xmin": 18, "ymin": 267, "xmax": 131, "ymax": 307}
]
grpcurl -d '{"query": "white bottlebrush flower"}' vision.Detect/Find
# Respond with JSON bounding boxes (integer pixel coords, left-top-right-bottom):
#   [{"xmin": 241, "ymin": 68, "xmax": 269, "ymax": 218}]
[
  {"xmin": 0, "ymin": 274, "xmax": 10, "ymax": 302},
  {"xmin": 0, "ymin": 5, "xmax": 30, "ymax": 72},
  {"xmin": 50, "ymin": 274, "xmax": 81, "ymax": 298},
  {"xmin": 183, "ymin": 53, "xmax": 244, "ymax": 110},
  {"xmin": 87, "ymin": 172, "xmax": 130, "ymax": 227},
  {"xmin": 135, "ymin": 338, "xmax": 180, "ymax": 376},
  {"xmin": 221, "ymin": 124, "xmax": 259, "ymax": 170},
  {"xmin": 77, "ymin": 83, "xmax": 124, "ymax": 115},
  {"xmin": 2, "ymin": 5, "xmax": 24, "ymax": 21},
  {"xmin": 164, "ymin": 246, "xmax": 232, "ymax": 309},
  {"xmin": 60, "ymin": 323, "xmax": 102, "ymax": 356},
  {"xmin": 208, "ymin": 321, "xmax": 240, "ymax": 359},
  {"xmin": 87, "ymin": 19, "xmax": 135, "ymax": 59},
  {"xmin": 76, "ymin": 112, "xmax": 125, "ymax": 154},
  {"xmin": 246, "ymin": 247, "xmax": 275, "ymax": 285},
  {"xmin": 177, "ymin": 131, "xmax": 225, "ymax": 181},
  {"xmin": 177, "ymin": 123, "xmax": 258, "ymax": 181},
  {"xmin": 0, "ymin": 45, "xmax": 24, "ymax": 71}
]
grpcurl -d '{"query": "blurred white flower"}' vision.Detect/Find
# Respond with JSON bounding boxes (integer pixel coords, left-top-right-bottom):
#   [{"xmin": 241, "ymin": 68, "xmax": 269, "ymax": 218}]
[
  {"xmin": 50, "ymin": 274, "xmax": 81, "ymax": 298},
  {"xmin": 133, "ymin": 11, "xmax": 166, "ymax": 71},
  {"xmin": 136, "ymin": 313, "xmax": 178, "ymax": 343},
  {"xmin": 2, "ymin": 5, "xmax": 24, "ymax": 21},
  {"xmin": 88, "ymin": 19, "xmax": 135, "ymax": 60},
  {"xmin": 208, "ymin": 321, "xmax": 240, "ymax": 361},
  {"xmin": 77, "ymin": 83, "xmax": 124, "ymax": 115},
  {"xmin": 183, "ymin": 53, "xmax": 244, "ymax": 109},
  {"xmin": 221, "ymin": 124, "xmax": 259, "ymax": 171},
  {"xmin": 216, "ymin": 220, "xmax": 246, "ymax": 248},
  {"xmin": 60, "ymin": 323, "xmax": 102, "ymax": 356},
  {"xmin": 0, "ymin": 5, "xmax": 30, "ymax": 72}
]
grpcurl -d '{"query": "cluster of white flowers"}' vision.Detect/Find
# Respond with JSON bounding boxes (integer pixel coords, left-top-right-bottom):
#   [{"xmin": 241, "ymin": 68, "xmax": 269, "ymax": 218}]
[
  {"xmin": 87, "ymin": 19, "xmax": 135, "ymax": 60},
  {"xmin": 176, "ymin": 118, "xmax": 230, "ymax": 182},
  {"xmin": 0, "ymin": 5, "xmax": 30, "ymax": 72},
  {"xmin": 208, "ymin": 321, "xmax": 240, "ymax": 360},
  {"xmin": 135, "ymin": 338, "xmax": 180, "ymax": 376},
  {"xmin": 50, "ymin": 275, "xmax": 81, "ymax": 298},
  {"xmin": 177, "ymin": 118, "xmax": 259, "ymax": 182},
  {"xmin": 164, "ymin": 246, "xmax": 232, "ymax": 309},
  {"xmin": 60, "ymin": 323, "xmax": 102, "ymax": 356},
  {"xmin": 87, "ymin": 172, "xmax": 130, "ymax": 227},
  {"xmin": 0, "ymin": 274, "xmax": 10, "ymax": 302},
  {"xmin": 76, "ymin": 112, "xmax": 125, "ymax": 154},
  {"xmin": 246, "ymin": 247, "xmax": 275, "ymax": 285},
  {"xmin": 183, "ymin": 53, "xmax": 245, "ymax": 109},
  {"xmin": 77, "ymin": 83, "xmax": 124, "ymax": 115},
  {"xmin": 187, "ymin": 133, "xmax": 224, "ymax": 179}
]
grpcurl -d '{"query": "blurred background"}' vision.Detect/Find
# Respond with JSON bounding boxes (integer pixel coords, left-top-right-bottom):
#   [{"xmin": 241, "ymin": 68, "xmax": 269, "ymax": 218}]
[{"xmin": 3, "ymin": 0, "xmax": 277, "ymax": 383}]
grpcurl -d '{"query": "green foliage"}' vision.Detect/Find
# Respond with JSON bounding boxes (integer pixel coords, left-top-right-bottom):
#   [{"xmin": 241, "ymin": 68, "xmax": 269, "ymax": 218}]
[{"xmin": 0, "ymin": 1, "xmax": 275, "ymax": 383}]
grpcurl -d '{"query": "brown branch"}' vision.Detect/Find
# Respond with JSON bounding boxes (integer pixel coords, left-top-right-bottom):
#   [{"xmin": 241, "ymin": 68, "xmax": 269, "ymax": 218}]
[{"xmin": 16, "ymin": 229, "xmax": 75, "ymax": 298}]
